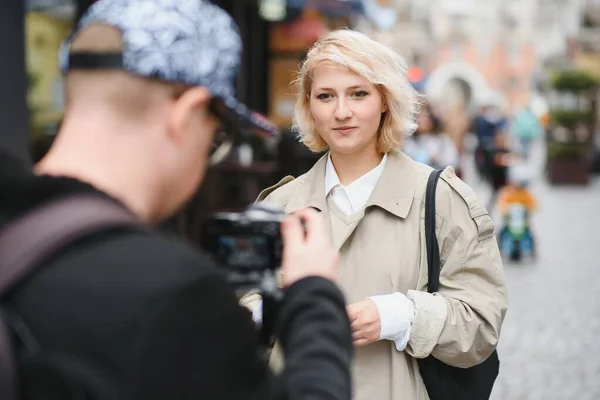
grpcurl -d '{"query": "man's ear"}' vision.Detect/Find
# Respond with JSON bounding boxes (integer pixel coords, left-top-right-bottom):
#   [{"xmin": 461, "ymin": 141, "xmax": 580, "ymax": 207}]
[{"xmin": 166, "ymin": 86, "xmax": 212, "ymax": 145}]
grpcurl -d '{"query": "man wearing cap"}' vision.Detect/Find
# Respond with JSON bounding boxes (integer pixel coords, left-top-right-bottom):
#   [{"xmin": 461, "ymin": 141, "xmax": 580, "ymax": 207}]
[{"xmin": 0, "ymin": 0, "xmax": 352, "ymax": 399}]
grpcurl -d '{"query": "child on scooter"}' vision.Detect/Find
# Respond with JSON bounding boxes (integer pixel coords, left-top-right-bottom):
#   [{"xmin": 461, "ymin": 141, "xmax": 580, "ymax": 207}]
[
  {"xmin": 496, "ymin": 165, "xmax": 537, "ymax": 261},
  {"xmin": 497, "ymin": 166, "xmax": 537, "ymax": 215}
]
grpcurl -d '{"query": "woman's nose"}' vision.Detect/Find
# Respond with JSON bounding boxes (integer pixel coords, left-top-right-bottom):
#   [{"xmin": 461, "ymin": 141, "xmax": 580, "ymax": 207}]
[{"xmin": 334, "ymin": 99, "xmax": 353, "ymax": 120}]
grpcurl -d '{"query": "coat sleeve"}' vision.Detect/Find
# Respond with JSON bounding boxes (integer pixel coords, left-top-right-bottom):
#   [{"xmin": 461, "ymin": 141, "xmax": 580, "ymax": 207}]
[
  {"xmin": 405, "ymin": 169, "xmax": 508, "ymax": 368},
  {"xmin": 277, "ymin": 277, "xmax": 353, "ymax": 400}
]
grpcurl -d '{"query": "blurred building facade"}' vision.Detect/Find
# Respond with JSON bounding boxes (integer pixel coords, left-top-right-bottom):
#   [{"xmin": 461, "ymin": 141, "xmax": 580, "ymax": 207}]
[
  {"xmin": 362, "ymin": 0, "xmax": 586, "ymax": 114},
  {"xmin": 577, "ymin": 0, "xmax": 600, "ymax": 79},
  {"xmin": 20, "ymin": 0, "xmax": 362, "ymax": 149}
]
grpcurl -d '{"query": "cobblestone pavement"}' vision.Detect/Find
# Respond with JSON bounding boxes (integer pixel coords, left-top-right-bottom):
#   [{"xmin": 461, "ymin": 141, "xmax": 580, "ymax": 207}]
[{"xmin": 462, "ymin": 142, "xmax": 600, "ymax": 400}]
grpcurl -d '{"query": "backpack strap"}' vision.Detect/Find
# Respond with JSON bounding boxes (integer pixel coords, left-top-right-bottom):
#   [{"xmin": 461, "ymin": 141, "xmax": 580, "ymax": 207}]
[
  {"xmin": 425, "ymin": 169, "xmax": 443, "ymax": 293},
  {"xmin": 0, "ymin": 194, "xmax": 141, "ymax": 297},
  {"xmin": 0, "ymin": 194, "xmax": 141, "ymax": 400}
]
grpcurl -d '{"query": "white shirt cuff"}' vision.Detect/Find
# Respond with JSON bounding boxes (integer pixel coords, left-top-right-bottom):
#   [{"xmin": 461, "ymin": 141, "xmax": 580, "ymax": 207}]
[
  {"xmin": 368, "ymin": 292, "xmax": 416, "ymax": 351},
  {"xmin": 251, "ymin": 301, "xmax": 263, "ymax": 326}
]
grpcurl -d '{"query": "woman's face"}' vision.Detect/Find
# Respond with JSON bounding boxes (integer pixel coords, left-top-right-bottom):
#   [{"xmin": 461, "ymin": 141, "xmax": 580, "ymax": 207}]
[{"xmin": 309, "ymin": 65, "xmax": 386, "ymax": 156}]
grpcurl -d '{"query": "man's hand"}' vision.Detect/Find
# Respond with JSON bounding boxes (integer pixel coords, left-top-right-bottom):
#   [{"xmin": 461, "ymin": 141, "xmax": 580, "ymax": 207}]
[
  {"xmin": 346, "ymin": 299, "xmax": 381, "ymax": 347},
  {"xmin": 280, "ymin": 208, "xmax": 339, "ymax": 287}
]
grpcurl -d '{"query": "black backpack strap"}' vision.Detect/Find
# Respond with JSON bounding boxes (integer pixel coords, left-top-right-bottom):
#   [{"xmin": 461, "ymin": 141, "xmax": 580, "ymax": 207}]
[
  {"xmin": 425, "ymin": 169, "xmax": 444, "ymax": 293},
  {"xmin": 420, "ymin": 169, "xmax": 501, "ymax": 400},
  {"xmin": 0, "ymin": 194, "xmax": 141, "ymax": 400},
  {"xmin": 0, "ymin": 194, "xmax": 141, "ymax": 296}
]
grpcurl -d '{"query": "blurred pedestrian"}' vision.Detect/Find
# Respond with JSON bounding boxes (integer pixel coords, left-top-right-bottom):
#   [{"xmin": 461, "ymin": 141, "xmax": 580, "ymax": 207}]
[
  {"xmin": 511, "ymin": 105, "xmax": 543, "ymax": 161},
  {"xmin": 404, "ymin": 100, "xmax": 461, "ymax": 172}
]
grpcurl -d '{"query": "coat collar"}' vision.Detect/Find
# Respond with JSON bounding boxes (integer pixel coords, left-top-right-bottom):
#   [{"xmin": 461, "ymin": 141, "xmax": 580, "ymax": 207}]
[{"xmin": 285, "ymin": 150, "xmax": 417, "ymax": 219}]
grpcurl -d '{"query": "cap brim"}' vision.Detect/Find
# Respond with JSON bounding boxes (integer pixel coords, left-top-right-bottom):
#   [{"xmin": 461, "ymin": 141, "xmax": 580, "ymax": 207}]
[{"xmin": 213, "ymin": 96, "xmax": 279, "ymax": 138}]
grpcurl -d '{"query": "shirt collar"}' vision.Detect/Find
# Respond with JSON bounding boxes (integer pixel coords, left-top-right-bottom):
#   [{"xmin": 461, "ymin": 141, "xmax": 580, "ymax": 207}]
[
  {"xmin": 324, "ymin": 153, "xmax": 388, "ymax": 198},
  {"xmin": 324, "ymin": 155, "xmax": 340, "ymax": 196}
]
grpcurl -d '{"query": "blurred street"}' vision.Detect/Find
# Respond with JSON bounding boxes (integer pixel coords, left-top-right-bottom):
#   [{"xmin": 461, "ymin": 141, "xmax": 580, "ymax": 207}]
[{"xmin": 460, "ymin": 142, "xmax": 600, "ymax": 400}]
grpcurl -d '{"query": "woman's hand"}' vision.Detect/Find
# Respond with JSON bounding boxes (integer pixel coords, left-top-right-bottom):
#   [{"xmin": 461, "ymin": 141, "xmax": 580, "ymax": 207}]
[{"xmin": 346, "ymin": 299, "xmax": 381, "ymax": 346}]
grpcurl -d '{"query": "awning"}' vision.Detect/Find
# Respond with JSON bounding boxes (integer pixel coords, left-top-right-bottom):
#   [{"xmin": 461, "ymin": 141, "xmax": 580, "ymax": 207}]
[{"xmin": 286, "ymin": 0, "xmax": 363, "ymax": 17}]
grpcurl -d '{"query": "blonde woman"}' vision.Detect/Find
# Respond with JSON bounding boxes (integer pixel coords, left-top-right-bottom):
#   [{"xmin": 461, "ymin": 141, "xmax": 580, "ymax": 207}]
[{"xmin": 252, "ymin": 29, "xmax": 507, "ymax": 400}]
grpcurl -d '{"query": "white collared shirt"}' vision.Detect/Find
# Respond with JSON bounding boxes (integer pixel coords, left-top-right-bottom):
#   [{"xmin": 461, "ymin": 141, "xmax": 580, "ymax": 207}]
[{"xmin": 324, "ymin": 153, "xmax": 387, "ymax": 214}]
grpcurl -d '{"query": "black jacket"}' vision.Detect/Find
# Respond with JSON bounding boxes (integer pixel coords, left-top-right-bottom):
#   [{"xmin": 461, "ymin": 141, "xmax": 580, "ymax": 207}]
[{"xmin": 0, "ymin": 151, "xmax": 353, "ymax": 400}]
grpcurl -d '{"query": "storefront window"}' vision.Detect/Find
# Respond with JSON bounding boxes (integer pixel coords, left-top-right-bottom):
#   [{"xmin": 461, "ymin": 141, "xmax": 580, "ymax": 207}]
[{"xmin": 26, "ymin": 0, "xmax": 76, "ymax": 161}]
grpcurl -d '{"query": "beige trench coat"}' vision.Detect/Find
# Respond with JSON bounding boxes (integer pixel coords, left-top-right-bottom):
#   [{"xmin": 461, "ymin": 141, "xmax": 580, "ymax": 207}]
[{"xmin": 243, "ymin": 150, "xmax": 508, "ymax": 400}]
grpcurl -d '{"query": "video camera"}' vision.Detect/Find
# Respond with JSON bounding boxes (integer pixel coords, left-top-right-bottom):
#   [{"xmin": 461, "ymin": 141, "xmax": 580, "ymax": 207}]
[{"xmin": 201, "ymin": 202, "xmax": 285, "ymax": 346}]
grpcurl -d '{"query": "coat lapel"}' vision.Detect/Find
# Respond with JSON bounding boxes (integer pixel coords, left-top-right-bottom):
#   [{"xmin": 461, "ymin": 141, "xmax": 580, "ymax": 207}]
[
  {"xmin": 283, "ymin": 150, "xmax": 418, "ymax": 250},
  {"xmin": 284, "ymin": 153, "xmax": 333, "ymax": 241},
  {"xmin": 365, "ymin": 150, "xmax": 417, "ymax": 218}
]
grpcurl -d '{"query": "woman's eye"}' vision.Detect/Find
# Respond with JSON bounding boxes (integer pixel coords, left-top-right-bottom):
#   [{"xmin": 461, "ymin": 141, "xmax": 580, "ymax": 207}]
[
  {"xmin": 316, "ymin": 93, "xmax": 332, "ymax": 100},
  {"xmin": 353, "ymin": 91, "xmax": 369, "ymax": 98}
]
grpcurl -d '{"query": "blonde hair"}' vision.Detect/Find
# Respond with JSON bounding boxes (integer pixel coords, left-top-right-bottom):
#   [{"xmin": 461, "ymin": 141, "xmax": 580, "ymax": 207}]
[{"xmin": 293, "ymin": 29, "xmax": 419, "ymax": 153}]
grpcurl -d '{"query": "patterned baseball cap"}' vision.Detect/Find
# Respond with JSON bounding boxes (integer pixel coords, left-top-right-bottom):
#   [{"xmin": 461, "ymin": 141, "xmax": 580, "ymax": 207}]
[{"xmin": 59, "ymin": 0, "xmax": 278, "ymax": 139}]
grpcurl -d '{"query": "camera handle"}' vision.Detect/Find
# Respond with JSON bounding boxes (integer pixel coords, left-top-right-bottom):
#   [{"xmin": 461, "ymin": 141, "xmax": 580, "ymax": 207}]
[{"xmin": 259, "ymin": 270, "xmax": 283, "ymax": 346}]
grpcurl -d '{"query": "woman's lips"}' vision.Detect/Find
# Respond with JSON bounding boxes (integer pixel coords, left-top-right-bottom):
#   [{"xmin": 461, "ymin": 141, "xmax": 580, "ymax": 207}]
[{"xmin": 334, "ymin": 127, "xmax": 357, "ymax": 135}]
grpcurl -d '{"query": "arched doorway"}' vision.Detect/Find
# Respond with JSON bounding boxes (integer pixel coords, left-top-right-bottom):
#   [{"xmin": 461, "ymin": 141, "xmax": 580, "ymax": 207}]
[
  {"xmin": 425, "ymin": 63, "xmax": 490, "ymax": 153},
  {"xmin": 442, "ymin": 77, "xmax": 473, "ymax": 111},
  {"xmin": 425, "ymin": 62, "xmax": 490, "ymax": 113}
]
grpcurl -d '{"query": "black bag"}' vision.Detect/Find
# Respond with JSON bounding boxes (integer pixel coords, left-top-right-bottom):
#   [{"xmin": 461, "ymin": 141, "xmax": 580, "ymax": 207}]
[
  {"xmin": 417, "ymin": 169, "xmax": 500, "ymax": 400},
  {"xmin": 0, "ymin": 195, "xmax": 140, "ymax": 400}
]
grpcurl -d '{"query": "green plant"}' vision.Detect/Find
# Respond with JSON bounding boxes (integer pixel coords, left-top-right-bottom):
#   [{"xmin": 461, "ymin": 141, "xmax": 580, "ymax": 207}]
[
  {"xmin": 550, "ymin": 110, "xmax": 594, "ymax": 128},
  {"xmin": 547, "ymin": 141, "xmax": 590, "ymax": 160},
  {"xmin": 551, "ymin": 70, "xmax": 598, "ymax": 92}
]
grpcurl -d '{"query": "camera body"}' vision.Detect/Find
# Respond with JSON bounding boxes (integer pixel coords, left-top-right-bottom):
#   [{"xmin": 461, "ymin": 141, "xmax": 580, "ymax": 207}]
[
  {"xmin": 201, "ymin": 203, "xmax": 284, "ymax": 290},
  {"xmin": 202, "ymin": 203, "xmax": 286, "ymax": 346}
]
